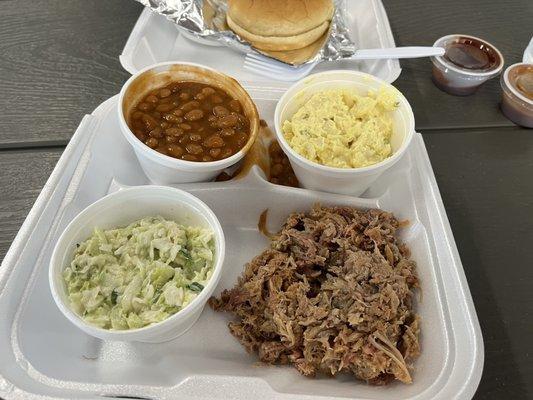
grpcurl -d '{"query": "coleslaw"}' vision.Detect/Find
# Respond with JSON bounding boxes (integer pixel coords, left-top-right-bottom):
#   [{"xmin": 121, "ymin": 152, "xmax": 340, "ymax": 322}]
[{"xmin": 63, "ymin": 216, "xmax": 215, "ymax": 330}]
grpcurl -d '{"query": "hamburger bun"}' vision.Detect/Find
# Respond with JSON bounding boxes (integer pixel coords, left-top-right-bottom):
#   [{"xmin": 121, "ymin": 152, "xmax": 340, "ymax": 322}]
[{"xmin": 227, "ymin": 0, "xmax": 334, "ymax": 51}]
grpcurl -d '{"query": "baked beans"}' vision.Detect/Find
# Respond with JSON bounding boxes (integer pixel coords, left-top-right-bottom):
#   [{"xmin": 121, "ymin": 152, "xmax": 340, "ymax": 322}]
[{"xmin": 128, "ymin": 82, "xmax": 250, "ymax": 161}]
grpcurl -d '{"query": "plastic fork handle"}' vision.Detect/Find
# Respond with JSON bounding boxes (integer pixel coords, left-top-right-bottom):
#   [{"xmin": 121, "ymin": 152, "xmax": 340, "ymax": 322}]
[{"xmin": 352, "ymin": 46, "xmax": 445, "ymax": 60}]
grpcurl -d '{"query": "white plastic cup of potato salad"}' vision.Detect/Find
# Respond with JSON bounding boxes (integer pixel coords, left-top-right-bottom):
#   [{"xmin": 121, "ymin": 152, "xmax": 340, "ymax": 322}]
[
  {"xmin": 49, "ymin": 186, "xmax": 225, "ymax": 343},
  {"xmin": 274, "ymin": 70, "xmax": 415, "ymax": 196}
]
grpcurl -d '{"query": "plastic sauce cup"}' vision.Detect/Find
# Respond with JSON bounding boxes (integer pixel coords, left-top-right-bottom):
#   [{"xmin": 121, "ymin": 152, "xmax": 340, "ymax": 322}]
[
  {"xmin": 431, "ymin": 34, "xmax": 504, "ymax": 96},
  {"xmin": 500, "ymin": 63, "xmax": 533, "ymax": 128}
]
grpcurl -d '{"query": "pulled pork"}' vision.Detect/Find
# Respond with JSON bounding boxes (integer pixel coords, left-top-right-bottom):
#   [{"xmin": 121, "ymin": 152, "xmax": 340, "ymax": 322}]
[{"xmin": 210, "ymin": 206, "xmax": 420, "ymax": 384}]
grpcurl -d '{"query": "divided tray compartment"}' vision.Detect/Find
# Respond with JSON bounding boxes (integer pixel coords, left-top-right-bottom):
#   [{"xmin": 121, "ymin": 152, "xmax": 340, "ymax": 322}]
[
  {"xmin": 0, "ymin": 96, "xmax": 483, "ymax": 400},
  {"xmin": 120, "ymin": 0, "xmax": 402, "ymax": 97}
]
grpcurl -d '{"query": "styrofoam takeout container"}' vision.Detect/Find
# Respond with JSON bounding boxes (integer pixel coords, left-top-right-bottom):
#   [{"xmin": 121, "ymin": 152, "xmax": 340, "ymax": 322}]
[
  {"xmin": 118, "ymin": 62, "xmax": 260, "ymax": 184},
  {"xmin": 0, "ymin": 2, "xmax": 482, "ymax": 398},
  {"xmin": 274, "ymin": 70, "xmax": 414, "ymax": 196},
  {"xmin": 49, "ymin": 185, "xmax": 225, "ymax": 343},
  {"xmin": 0, "ymin": 95, "xmax": 483, "ymax": 400},
  {"xmin": 119, "ymin": 0, "xmax": 402, "ymax": 93}
]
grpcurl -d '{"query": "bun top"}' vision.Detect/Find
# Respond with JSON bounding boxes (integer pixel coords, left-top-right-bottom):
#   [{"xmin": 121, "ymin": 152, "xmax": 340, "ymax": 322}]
[{"xmin": 227, "ymin": 0, "xmax": 334, "ymax": 37}]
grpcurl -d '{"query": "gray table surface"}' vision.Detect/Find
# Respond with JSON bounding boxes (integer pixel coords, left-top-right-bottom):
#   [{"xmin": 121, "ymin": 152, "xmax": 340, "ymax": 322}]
[{"xmin": 0, "ymin": 0, "xmax": 532, "ymax": 399}]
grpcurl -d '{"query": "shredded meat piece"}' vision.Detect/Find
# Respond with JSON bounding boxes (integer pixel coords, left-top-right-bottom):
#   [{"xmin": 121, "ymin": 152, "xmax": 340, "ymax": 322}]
[{"xmin": 209, "ymin": 205, "xmax": 420, "ymax": 384}]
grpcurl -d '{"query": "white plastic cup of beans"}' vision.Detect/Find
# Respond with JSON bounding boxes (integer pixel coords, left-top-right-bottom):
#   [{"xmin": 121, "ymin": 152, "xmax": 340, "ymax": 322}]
[{"xmin": 118, "ymin": 62, "xmax": 260, "ymax": 184}]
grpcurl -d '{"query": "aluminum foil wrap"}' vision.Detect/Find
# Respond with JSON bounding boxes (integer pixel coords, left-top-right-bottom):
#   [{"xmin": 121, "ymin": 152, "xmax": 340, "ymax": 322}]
[{"xmin": 135, "ymin": 0, "xmax": 356, "ymax": 65}]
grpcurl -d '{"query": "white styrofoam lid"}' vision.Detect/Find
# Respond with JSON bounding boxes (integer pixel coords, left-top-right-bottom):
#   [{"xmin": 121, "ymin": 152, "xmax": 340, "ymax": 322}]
[
  {"xmin": 119, "ymin": 1, "xmax": 403, "ymax": 96},
  {"xmin": 523, "ymin": 36, "xmax": 533, "ymax": 63}
]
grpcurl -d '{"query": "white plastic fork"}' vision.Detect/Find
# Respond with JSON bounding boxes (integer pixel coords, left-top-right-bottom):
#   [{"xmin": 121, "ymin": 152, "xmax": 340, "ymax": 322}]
[{"xmin": 244, "ymin": 46, "xmax": 445, "ymax": 81}]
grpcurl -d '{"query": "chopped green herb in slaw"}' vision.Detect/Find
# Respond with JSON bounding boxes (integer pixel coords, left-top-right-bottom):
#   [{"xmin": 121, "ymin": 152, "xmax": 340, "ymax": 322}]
[{"xmin": 63, "ymin": 216, "xmax": 215, "ymax": 330}]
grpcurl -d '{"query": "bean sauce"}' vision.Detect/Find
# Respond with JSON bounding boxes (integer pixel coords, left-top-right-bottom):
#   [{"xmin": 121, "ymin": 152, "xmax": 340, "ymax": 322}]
[
  {"xmin": 128, "ymin": 82, "xmax": 250, "ymax": 161},
  {"xmin": 268, "ymin": 141, "xmax": 299, "ymax": 187}
]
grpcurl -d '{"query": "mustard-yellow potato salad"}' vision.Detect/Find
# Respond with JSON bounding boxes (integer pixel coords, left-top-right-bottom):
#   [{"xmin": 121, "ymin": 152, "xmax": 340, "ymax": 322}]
[{"xmin": 282, "ymin": 88, "xmax": 398, "ymax": 168}]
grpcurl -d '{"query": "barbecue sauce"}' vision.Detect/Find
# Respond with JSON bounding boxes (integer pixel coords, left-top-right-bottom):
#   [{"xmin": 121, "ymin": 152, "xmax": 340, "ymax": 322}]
[
  {"xmin": 444, "ymin": 37, "xmax": 499, "ymax": 71},
  {"xmin": 512, "ymin": 66, "xmax": 533, "ymax": 101}
]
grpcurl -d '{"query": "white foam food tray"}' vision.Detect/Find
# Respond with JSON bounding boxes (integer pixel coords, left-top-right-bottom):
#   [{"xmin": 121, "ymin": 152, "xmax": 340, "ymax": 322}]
[
  {"xmin": 0, "ymin": 93, "xmax": 482, "ymax": 399},
  {"xmin": 120, "ymin": 0, "xmax": 402, "ymax": 97}
]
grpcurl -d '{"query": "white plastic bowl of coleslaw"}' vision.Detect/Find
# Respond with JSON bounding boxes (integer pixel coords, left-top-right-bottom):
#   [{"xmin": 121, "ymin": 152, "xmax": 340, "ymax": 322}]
[{"xmin": 49, "ymin": 185, "xmax": 225, "ymax": 343}]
